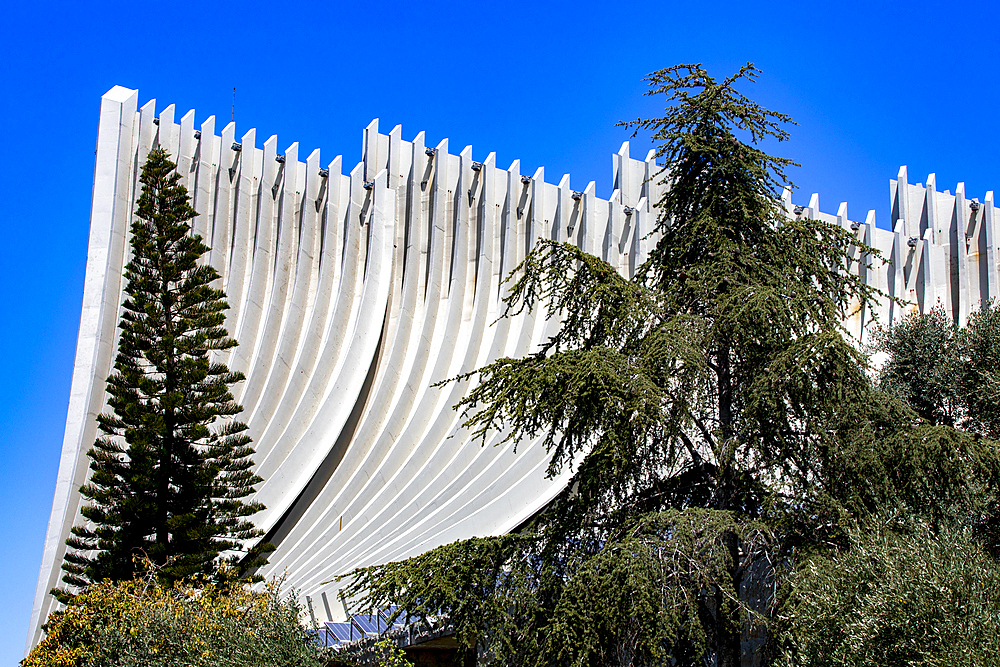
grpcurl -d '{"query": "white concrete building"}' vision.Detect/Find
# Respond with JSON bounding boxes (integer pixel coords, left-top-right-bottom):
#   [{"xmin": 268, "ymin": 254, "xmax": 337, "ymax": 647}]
[{"xmin": 27, "ymin": 86, "xmax": 1000, "ymax": 652}]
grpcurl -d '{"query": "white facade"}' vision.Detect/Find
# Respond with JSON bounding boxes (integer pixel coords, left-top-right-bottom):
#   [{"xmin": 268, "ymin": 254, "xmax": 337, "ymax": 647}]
[{"xmin": 27, "ymin": 86, "xmax": 1000, "ymax": 651}]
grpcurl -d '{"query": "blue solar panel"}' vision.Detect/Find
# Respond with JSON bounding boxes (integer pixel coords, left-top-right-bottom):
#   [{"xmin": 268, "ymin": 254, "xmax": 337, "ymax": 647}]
[
  {"xmin": 325, "ymin": 621, "xmax": 356, "ymax": 642},
  {"xmin": 379, "ymin": 606, "xmax": 415, "ymax": 628},
  {"xmin": 352, "ymin": 614, "xmax": 383, "ymax": 636},
  {"xmin": 308, "ymin": 626, "xmax": 340, "ymax": 647},
  {"xmin": 364, "ymin": 613, "xmax": 392, "ymax": 633}
]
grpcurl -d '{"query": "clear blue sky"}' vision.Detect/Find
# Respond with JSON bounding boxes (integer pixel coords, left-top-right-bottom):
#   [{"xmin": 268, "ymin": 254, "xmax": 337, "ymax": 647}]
[{"xmin": 2, "ymin": 0, "xmax": 997, "ymax": 662}]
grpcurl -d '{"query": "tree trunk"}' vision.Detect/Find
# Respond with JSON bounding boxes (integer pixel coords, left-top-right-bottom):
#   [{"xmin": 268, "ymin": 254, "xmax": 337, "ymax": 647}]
[
  {"xmin": 718, "ymin": 530, "xmax": 743, "ymax": 667},
  {"xmin": 715, "ymin": 343, "xmax": 742, "ymax": 667},
  {"xmin": 157, "ymin": 234, "xmax": 174, "ymax": 553}
]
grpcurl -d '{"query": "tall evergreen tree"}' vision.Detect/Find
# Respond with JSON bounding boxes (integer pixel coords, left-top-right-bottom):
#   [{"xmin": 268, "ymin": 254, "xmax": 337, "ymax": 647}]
[
  {"xmin": 343, "ymin": 65, "xmax": 906, "ymax": 667},
  {"xmin": 60, "ymin": 147, "xmax": 265, "ymax": 594}
]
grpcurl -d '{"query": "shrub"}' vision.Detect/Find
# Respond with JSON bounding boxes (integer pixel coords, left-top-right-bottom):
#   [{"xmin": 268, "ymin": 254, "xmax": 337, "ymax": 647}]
[
  {"xmin": 778, "ymin": 514, "xmax": 1000, "ymax": 666},
  {"xmin": 24, "ymin": 568, "xmax": 322, "ymax": 667}
]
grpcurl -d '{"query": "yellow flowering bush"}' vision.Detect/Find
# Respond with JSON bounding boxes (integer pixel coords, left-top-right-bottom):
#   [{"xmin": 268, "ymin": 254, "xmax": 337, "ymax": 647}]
[
  {"xmin": 373, "ymin": 638, "xmax": 413, "ymax": 667},
  {"xmin": 24, "ymin": 568, "xmax": 324, "ymax": 667}
]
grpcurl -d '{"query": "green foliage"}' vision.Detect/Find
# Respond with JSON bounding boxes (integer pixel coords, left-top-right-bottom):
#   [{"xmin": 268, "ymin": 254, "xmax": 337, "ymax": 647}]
[
  {"xmin": 344, "ymin": 64, "xmax": 901, "ymax": 667},
  {"xmin": 544, "ymin": 511, "xmax": 772, "ymax": 667},
  {"xmin": 956, "ymin": 304, "xmax": 1000, "ymax": 438},
  {"xmin": 874, "ymin": 306, "xmax": 960, "ymax": 426},
  {"xmin": 25, "ymin": 567, "xmax": 321, "ymax": 667},
  {"xmin": 778, "ymin": 514, "xmax": 1000, "ymax": 667},
  {"xmin": 347, "ymin": 510, "xmax": 774, "ymax": 667},
  {"xmin": 871, "ymin": 305, "xmax": 1000, "ymax": 556},
  {"xmin": 825, "ymin": 421, "xmax": 1000, "ymax": 559},
  {"xmin": 876, "ymin": 303, "xmax": 1000, "ymax": 437},
  {"xmin": 60, "ymin": 147, "xmax": 267, "ymax": 593}
]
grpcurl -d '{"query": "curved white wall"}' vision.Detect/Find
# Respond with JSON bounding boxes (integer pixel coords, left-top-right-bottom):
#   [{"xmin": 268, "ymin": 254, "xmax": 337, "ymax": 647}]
[{"xmin": 27, "ymin": 85, "xmax": 1000, "ymax": 651}]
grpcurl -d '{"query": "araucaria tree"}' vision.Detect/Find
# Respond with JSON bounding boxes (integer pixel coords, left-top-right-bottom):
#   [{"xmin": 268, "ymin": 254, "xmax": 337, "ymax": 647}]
[
  {"xmin": 343, "ymin": 65, "xmax": 920, "ymax": 667},
  {"xmin": 60, "ymin": 147, "xmax": 265, "ymax": 593}
]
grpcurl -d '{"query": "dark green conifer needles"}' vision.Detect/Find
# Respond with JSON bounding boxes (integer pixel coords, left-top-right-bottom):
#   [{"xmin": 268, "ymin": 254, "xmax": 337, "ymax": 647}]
[
  {"xmin": 59, "ymin": 147, "xmax": 265, "ymax": 594},
  {"xmin": 342, "ymin": 64, "xmax": 905, "ymax": 667}
]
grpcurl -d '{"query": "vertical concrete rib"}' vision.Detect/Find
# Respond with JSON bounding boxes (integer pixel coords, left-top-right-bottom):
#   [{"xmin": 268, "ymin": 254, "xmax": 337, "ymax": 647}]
[
  {"xmin": 242, "ymin": 142, "xmax": 299, "ymax": 419},
  {"xmin": 28, "ymin": 85, "xmax": 139, "ymax": 652},
  {"xmin": 193, "ymin": 115, "xmax": 217, "ymax": 249},
  {"xmin": 224, "ymin": 127, "xmax": 257, "ymax": 343}
]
